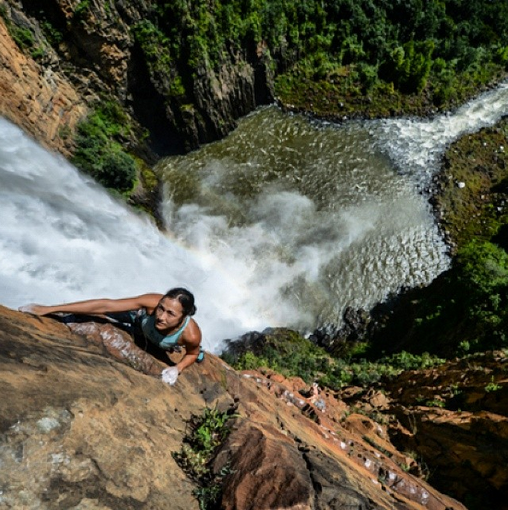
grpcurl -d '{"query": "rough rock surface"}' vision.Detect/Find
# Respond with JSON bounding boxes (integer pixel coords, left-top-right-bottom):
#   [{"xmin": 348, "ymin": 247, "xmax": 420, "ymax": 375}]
[
  {"xmin": 0, "ymin": 305, "xmax": 467, "ymax": 509},
  {"xmin": 381, "ymin": 354, "xmax": 508, "ymax": 509},
  {"xmin": 0, "ymin": 17, "xmax": 87, "ymax": 156},
  {"xmin": 0, "ymin": 0, "xmax": 274, "ymax": 157}
]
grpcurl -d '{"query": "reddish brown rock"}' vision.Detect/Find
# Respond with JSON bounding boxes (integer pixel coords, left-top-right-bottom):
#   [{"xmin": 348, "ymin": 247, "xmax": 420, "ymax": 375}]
[
  {"xmin": 347, "ymin": 355, "xmax": 508, "ymax": 508},
  {"xmin": 0, "ymin": 18, "xmax": 87, "ymax": 156},
  {"xmin": 0, "ymin": 306, "xmax": 467, "ymax": 509}
]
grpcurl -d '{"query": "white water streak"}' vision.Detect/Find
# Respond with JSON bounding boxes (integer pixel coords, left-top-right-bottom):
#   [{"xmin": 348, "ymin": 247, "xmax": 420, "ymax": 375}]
[{"xmin": 375, "ymin": 82, "xmax": 508, "ymax": 181}]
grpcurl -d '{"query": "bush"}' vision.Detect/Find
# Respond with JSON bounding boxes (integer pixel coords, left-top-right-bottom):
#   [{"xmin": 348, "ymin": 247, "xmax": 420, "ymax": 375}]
[
  {"xmin": 72, "ymin": 101, "xmax": 138, "ymax": 192},
  {"xmin": 96, "ymin": 149, "xmax": 137, "ymax": 190},
  {"xmin": 380, "ymin": 40, "xmax": 434, "ymax": 93},
  {"xmin": 221, "ymin": 329, "xmax": 447, "ymax": 391},
  {"xmin": 455, "ymin": 240, "xmax": 508, "ymax": 346},
  {"xmin": 399, "ymin": 239, "xmax": 508, "ymax": 355},
  {"xmin": 173, "ymin": 407, "xmax": 237, "ymax": 510},
  {"xmin": 222, "ymin": 329, "xmax": 330, "ymax": 383}
]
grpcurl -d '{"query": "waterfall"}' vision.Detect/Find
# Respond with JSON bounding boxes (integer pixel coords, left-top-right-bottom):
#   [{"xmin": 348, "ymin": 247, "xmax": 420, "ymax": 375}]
[
  {"xmin": 0, "ymin": 120, "xmax": 252, "ymax": 350},
  {"xmin": 1, "ymin": 82, "xmax": 507, "ymax": 351}
]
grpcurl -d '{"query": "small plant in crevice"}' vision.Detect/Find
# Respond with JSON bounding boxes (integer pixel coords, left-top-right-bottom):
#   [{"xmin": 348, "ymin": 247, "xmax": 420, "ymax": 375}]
[
  {"xmin": 173, "ymin": 407, "xmax": 237, "ymax": 510},
  {"xmin": 485, "ymin": 376, "xmax": 502, "ymax": 393},
  {"xmin": 403, "ymin": 450, "xmax": 432, "ymax": 481}
]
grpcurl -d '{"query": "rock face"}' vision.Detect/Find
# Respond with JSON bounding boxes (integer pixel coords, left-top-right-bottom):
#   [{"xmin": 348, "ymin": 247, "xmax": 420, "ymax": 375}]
[
  {"xmin": 0, "ymin": 0, "xmax": 274, "ymax": 158},
  {"xmin": 0, "ymin": 305, "xmax": 468, "ymax": 509},
  {"xmin": 382, "ymin": 354, "xmax": 508, "ymax": 509},
  {"xmin": 0, "ymin": 16, "xmax": 87, "ymax": 157}
]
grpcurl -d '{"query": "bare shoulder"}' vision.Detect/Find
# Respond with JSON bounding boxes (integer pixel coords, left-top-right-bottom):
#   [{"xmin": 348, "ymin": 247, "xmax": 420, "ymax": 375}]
[{"xmin": 183, "ymin": 318, "xmax": 202, "ymax": 347}]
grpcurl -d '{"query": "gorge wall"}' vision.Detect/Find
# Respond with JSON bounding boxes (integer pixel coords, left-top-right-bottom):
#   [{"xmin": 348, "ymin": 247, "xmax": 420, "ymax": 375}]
[
  {"xmin": 0, "ymin": 14, "xmax": 86, "ymax": 158},
  {"xmin": 0, "ymin": 0, "xmax": 274, "ymax": 160}
]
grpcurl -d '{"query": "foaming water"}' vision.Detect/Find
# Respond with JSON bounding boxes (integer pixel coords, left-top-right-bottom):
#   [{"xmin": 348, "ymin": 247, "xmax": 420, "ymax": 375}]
[
  {"xmin": 158, "ymin": 108, "xmax": 450, "ymax": 330},
  {"xmin": 1, "ymin": 82, "xmax": 507, "ymax": 350},
  {"xmin": 375, "ymin": 82, "xmax": 508, "ymax": 182},
  {"xmin": 0, "ymin": 118, "xmax": 258, "ymax": 350}
]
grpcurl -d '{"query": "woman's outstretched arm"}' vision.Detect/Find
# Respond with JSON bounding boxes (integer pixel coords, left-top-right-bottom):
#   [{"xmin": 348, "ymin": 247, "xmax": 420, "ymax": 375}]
[{"xmin": 19, "ymin": 293, "xmax": 164, "ymax": 316}]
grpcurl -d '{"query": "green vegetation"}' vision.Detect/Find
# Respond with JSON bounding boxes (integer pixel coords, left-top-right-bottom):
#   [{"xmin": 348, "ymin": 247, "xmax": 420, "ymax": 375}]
[
  {"xmin": 4, "ymin": 0, "xmax": 508, "ymax": 194},
  {"xmin": 222, "ymin": 329, "xmax": 445, "ymax": 391},
  {"xmin": 72, "ymin": 100, "xmax": 138, "ymax": 193},
  {"xmin": 373, "ymin": 120, "xmax": 508, "ymax": 359},
  {"xmin": 73, "ymin": 0, "xmax": 91, "ymax": 22},
  {"xmin": 173, "ymin": 407, "xmax": 237, "ymax": 510},
  {"xmin": 371, "ymin": 237, "xmax": 508, "ymax": 358},
  {"xmin": 131, "ymin": 0, "xmax": 508, "ymax": 117},
  {"xmin": 131, "ymin": 20, "xmax": 185, "ymax": 97},
  {"xmin": 0, "ymin": 8, "xmax": 46, "ymax": 61},
  {"xmin": 457, "ymin": 240, "xmax": 508, "ymax": 337},
  {"xmin": 266, "ymin": 0, "xmax": 508, "ymax": 114},
  {"xmin": 221, "ymin": 329, "xmax": 332, "ymax": 383},
  {"xmin": 485, "ymin": 376, "xmax": 502, "ymax": 392},
  {"xmin": 416, "ymin": 396, "xmax": 447, "ymax": 408},
  {"xmin": 40, "ymin": 19, "xmax": 64, "ymax": 47},
  {"xmin": 433, "ymin": 125, "xmax": 508, "ymax": 250}
]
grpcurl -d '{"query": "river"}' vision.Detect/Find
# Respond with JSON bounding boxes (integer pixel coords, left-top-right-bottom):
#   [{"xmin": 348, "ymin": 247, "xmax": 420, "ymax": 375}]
[{"xmin": 1, "ymin": 82, "xmax": 507, "ymax": 352}]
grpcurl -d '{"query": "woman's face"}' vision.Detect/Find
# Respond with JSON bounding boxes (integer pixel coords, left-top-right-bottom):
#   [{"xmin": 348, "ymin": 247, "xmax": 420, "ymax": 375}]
[{"xmin": 154, "ymin": 297, "xmax": 184, "ymax": 331}]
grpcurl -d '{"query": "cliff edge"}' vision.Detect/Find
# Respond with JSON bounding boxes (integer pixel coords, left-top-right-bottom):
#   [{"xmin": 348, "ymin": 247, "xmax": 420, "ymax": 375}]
[{"xmin": 0, "ymin": 305, "xmax": 468, "ymax": 510}]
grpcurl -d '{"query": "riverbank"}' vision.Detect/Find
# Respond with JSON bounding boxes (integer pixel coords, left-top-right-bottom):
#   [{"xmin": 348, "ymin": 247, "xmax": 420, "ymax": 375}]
[
  {"xmin": 431, "ymin": 117, "xmax": 508, "ymax": 253},
  {"xmin": 300, "ymin": 81, "xmax": 508, "ymax": 361},
  {"xmin": 364, "ymin": 116, "xmax": 508, "ymax": 360},
  {"xmin": 275, "ymin": 68, "xmax": 508, "ymax": 123}
]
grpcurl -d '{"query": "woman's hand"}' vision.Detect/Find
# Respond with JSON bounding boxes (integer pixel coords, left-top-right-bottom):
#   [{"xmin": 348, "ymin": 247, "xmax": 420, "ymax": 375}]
[
  {"xmin": 18, "ymin": 304, "xmax": 47, "ymax": 315},
  {"xmin": 161, "ymin": 366, "xmax": 179, "ymax": 385}
]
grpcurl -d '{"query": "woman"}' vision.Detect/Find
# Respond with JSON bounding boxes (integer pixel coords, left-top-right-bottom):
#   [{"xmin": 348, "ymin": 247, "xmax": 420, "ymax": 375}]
[{"xmin": 19, "ymin": 288, "xmax": 203, "ymax": 385}]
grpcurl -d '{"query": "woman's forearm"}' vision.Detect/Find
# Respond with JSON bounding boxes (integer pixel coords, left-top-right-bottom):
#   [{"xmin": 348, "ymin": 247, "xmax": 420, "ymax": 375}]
[
  {"xmin": 19, "ymin": 294, "xmax": 163, "ymax": 317},
  {"xmin": 20, "ymin": 299, "xmax": 119, "ymax": 316},
  {"xmin": 176, "ymin": 353, "xmax": 199, "ymax": 373}
]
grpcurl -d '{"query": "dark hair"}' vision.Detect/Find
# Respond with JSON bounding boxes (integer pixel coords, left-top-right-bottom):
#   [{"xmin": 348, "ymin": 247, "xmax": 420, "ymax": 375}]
[{"xmin": 164, "ymin": 287, "xmax": 196, "ymax": 316}]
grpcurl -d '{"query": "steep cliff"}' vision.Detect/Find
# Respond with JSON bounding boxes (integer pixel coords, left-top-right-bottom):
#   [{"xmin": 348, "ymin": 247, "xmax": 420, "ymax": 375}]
[
  {"xmin": 0, "ymin": 305, "xmax": 470, "ymax": 510},
  {"xmin": 0, "ymin": 14, "xmax": 87, "ymax": 157},
  {"xmin": 0, "ymin": 0, "xmax": 274, "ymax": 158}
]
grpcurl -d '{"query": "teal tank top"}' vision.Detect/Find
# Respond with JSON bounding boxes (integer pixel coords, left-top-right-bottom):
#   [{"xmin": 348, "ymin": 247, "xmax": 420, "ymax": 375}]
[{"xmin": 139, "ymin": 310, "xmax": 190, "ymax": 349}]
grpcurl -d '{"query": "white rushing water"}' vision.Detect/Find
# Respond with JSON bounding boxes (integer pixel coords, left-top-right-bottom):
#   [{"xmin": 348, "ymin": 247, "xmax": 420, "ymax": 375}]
[
  {"xmin": 377, "ymin": 81, "xmax": 508, "ymax": 181},
  {"xmin": 1, "ymin": 82, "xmax": 507, "ymax": 351},
  {"xmin": 0, "ymin": 123, "xmax": 249, "ymax": 350}
]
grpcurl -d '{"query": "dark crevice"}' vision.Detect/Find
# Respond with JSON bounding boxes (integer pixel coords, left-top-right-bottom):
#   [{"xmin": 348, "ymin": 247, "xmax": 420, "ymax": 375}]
[
  {"xmin": 44, "ymin": 475, "xmax": 146, "ymax": 510},
  {"xmin": 127, "ymin": 44, "xmax": 186, "ymax": 157}
]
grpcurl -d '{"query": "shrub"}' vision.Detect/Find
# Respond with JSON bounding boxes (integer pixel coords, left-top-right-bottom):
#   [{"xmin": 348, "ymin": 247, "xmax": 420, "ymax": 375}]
[
  {"xmin": 222, "ymin": 330, "xmax": 446, "ymax": 391},
  {"xmin": 380, "ymin": 351, "xmax": 445, "ymax": 371},
  {"xmin": 222, "ymin": 329, "xmax": 331, "ymax": 383},
  {"xmin": 455, "ymin": 240, "xmax": 508, "ymax": 347},
  {"xmin": 72, "ymin": 101, "xmax": 138, "ymax": 192},
  {"xmin": 173, "ymin": 407, "xmax": 237, "ymax": 510}
]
